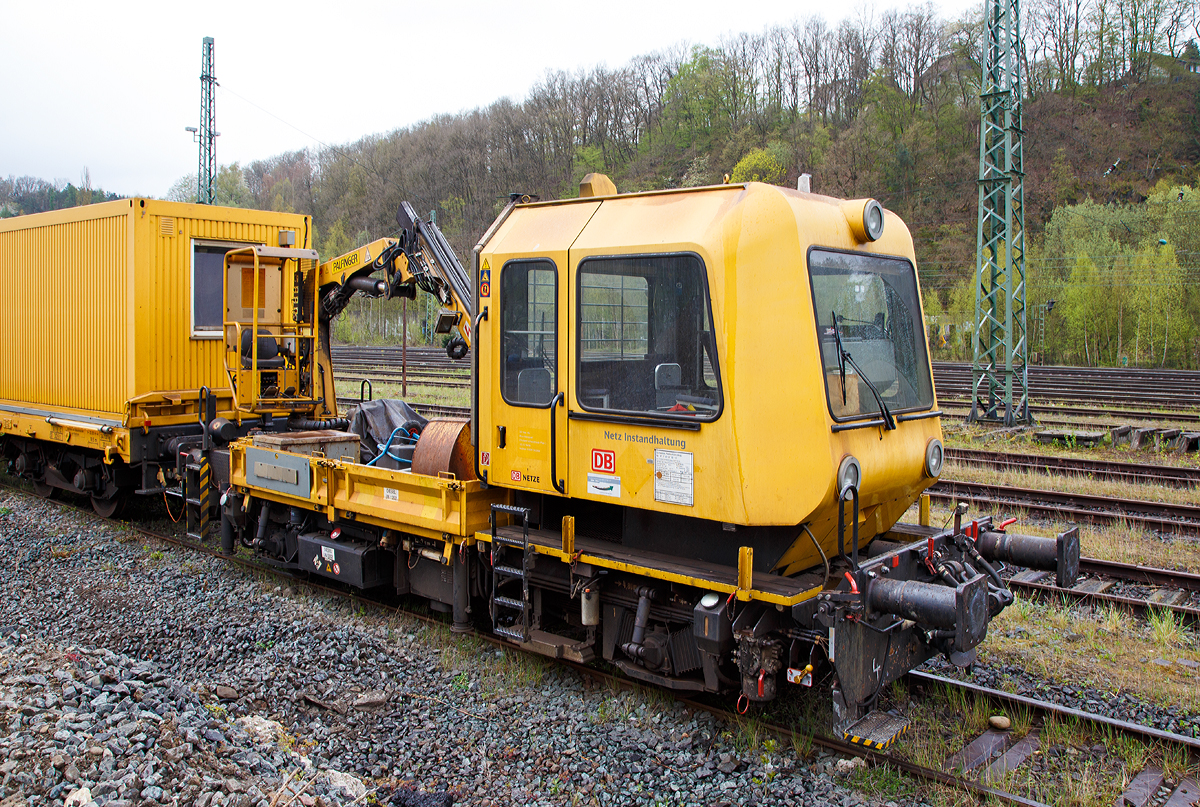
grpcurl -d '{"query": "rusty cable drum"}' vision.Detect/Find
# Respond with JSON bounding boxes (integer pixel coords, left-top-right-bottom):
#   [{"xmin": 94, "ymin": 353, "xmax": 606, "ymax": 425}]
[{"xmin": 411, "ymin": 419, "xmax": 476, "ymax": 481}]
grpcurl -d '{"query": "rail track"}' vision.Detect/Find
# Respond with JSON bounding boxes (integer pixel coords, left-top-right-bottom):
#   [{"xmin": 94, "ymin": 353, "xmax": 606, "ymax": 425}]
[
  {"xmin": 940, "ymin": 401, "xmax": 1200, "ymax": 426},
  {"xmin": 4, "ymin": 480, "xmax": 1197, "ymax": 807},
  {"xmin": 946, "ymin": 448, "xmax": 1200, "ymax": 488},
  {"xmin": 933, "ymin": 362, "xmax": 1200, "ymax": 410},
  {"xmin": 1007, "ymin": 555, "xmax": 1200, "ymax": 626},
  {"xmin": 930, "ymin": 479, "xmax": 1200, "ymax": 536}
]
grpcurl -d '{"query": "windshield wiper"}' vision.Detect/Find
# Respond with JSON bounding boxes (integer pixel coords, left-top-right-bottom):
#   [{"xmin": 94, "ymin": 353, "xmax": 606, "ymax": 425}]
[{"xmin": 831, "ymin": 311, "xmax": 897, "ymax": 431}]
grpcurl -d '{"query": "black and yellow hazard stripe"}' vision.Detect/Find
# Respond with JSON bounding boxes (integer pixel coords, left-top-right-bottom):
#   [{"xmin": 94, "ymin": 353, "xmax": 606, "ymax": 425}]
[
  {"xmin": 197, "ymin": 459, "xmax": 210, "ymax": 538},
  {"xmin": 843, "ymin": 721, "xmax": 910, "ymax": 751}
]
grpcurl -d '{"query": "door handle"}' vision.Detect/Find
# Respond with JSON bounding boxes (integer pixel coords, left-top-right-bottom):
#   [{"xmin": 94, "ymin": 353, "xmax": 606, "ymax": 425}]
[{"xmin": 549, "ymin": 391, "xmax": 565, "ymax": 494}]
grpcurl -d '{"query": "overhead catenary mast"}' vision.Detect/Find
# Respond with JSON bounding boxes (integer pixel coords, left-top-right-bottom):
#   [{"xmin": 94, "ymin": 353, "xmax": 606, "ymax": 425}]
[
  {"xmin": 969, "ymin": 0, "xmax": 1031, "ymax": 426},
  {"xmin": 197, "ymin": 37, "xmax": 217, "ymax": 204}
]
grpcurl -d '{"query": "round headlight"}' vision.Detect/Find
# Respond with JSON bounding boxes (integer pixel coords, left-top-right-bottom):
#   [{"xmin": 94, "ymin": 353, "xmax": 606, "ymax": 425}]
[
  {"xmin": 863, "ymin": 200, "xmax": 885, "ymax": 241},
  {"xmin": 837, "ymin": 455, "xmax": 861, "ymax": 495},
  {"xmin": 925, "ymin": 438, "xmax": 944, "ymax": 478}
]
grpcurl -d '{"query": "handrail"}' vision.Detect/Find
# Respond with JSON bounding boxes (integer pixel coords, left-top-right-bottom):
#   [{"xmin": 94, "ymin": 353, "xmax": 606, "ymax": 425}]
[{"xmin": 549, "ymin": 391, "xmax": 565, "ymax": 494}]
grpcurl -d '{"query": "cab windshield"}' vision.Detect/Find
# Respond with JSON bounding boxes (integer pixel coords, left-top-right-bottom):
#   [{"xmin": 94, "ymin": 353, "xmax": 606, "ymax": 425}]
[{"xmin": 809, "ymin": 248, "xmax": 934, "ymax": 421}]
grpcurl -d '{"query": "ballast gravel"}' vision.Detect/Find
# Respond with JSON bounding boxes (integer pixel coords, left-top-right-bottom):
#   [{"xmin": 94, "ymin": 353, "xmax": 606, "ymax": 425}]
[{"xmin": 0, "ymin": 489, "xmax": 885, "ymax": 807}]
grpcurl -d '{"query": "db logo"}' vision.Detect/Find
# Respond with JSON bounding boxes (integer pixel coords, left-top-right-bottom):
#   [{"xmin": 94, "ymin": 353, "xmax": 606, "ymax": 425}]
[
  {"xmin": 480, "ymin": 451, "xmax": 490, "ymax": 467},
  {"xmin": 511, "ymin": 470, "xmax": 522, "ymax": 482},
  {"xmin": 591, "ymin": 448, "xmax": 616, "ymax": 474}
]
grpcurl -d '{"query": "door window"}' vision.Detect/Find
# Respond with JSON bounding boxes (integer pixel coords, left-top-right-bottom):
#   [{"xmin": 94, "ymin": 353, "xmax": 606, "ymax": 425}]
[
  {"xmin": 576, "ymin": 254, "xmax": 721, "ymax": 420},
  {"xmin": 500, "ymin": 259, "xmax": 557, "ymax": 406}
]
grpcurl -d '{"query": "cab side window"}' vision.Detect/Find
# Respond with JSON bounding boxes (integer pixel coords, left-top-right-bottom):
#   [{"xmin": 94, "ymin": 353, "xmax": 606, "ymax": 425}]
[
  {"xmin": 576, "ymin": 253, "xmax": 721, "ymax": 419},
  {"xmin": 500, "ymin": 259, "xmax": 557, "ymax": 406}
]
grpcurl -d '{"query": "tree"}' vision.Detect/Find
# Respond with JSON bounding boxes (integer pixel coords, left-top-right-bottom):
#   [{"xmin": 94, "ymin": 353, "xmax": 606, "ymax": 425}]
[{"xmin": 730, "ymin": 147, "xmax": 786, "ymax": 183}]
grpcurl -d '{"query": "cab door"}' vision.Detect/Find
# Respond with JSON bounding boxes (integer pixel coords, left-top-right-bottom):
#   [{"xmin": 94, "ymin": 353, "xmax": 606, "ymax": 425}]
[{"xmin": 477, "ymin": 202, "xmax": 600, "ymax": 496}]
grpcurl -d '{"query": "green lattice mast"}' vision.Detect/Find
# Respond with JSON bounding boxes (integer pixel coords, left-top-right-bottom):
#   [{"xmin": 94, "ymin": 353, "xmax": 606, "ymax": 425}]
[
  {"xmin": 969, "ymin": 0, "xmax": 1031, "ymax": 426},
  {"xmin": 198, "ymin": 37, "xmax": 217, "ymax": 205}
]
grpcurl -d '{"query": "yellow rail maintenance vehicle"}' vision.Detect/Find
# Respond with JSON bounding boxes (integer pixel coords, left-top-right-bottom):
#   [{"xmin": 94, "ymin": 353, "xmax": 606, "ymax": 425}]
[{"xmin": 3, "ymin": 181, "xmax": 1078, "ymax": 746}]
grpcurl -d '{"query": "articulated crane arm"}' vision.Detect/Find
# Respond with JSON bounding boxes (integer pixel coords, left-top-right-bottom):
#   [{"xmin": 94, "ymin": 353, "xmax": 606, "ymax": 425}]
[
  {"xmin": 317, "ymin": 202, "xmax": 475, "ymax": 353},
  {"xmin": 310, "ymin": 202, "xmax": 475, "ymax": 415}
]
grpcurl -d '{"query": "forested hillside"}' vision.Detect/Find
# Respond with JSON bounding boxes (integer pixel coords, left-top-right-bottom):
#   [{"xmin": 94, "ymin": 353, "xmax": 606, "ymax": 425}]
[
  {"xmin": 0, "ymin": 172, "xmax": 120, "ymax": 217},
  {"xmin": 5, "ymin": 2, "xmax": 1199, "ymax": 366}
]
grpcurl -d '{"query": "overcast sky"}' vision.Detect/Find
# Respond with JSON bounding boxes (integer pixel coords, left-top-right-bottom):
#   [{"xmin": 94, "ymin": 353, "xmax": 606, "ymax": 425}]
[{"xmin": 3, "ymin": 0, "xmax": 985, "ymax": 197}]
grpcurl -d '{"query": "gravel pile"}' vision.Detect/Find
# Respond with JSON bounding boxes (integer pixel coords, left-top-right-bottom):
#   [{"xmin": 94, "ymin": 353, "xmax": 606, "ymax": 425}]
[{"xmin": 0, "ymin": 489, "xmax": 889, "ymax": 807}]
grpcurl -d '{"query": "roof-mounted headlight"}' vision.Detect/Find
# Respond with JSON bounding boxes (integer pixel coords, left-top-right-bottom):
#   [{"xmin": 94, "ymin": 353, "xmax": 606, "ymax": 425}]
[
  {"xmin": 925, "ymin": 438, "xmax": 944, "ymax": 478},
  {"xmin": 842, "ymin": 199, "xmax": 885, "ymax": 243}
]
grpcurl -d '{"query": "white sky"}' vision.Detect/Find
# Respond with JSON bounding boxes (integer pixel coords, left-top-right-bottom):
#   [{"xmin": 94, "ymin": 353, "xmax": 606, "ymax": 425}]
[{"xmin": 2, "ymin": 0, "xmax": 984, "ymax": 197}]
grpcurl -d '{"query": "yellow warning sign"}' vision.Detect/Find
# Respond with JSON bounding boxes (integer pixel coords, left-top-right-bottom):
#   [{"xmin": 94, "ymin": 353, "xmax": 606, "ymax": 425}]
[{"xmin": 482, "ymin": 259, "xmax": 490, "ymax": 271}]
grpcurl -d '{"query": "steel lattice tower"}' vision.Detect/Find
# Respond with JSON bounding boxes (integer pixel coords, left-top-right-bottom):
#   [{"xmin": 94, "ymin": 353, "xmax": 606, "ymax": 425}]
[
  {"xmin": 968, "ymin": 0, "xmax": 1031, "ymax": 425},
  {"xmin": 198, "ymin": 37, "xmax": 217, "ymax": 205}
]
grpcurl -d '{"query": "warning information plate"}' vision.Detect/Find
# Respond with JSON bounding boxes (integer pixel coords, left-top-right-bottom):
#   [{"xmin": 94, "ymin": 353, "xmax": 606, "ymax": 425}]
[{"xmin": 654, "ymin": 449, "xmax": 693, "ymax": 506}]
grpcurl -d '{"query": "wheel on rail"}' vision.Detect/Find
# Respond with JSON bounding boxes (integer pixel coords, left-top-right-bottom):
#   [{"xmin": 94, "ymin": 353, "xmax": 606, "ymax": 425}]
[
  {"xmin": 32, "ymin": 478, "xmax": 60, "ymax": 500},
  {"xmin": 91, "ymin": 493, "xmax": 126, "ymax": 518}
]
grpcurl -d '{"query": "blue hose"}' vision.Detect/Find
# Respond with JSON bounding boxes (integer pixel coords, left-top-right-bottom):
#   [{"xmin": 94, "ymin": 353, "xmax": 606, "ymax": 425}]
[{"xmin": 366, "ymin": 427, "xmax": 418, "ymax": 466}]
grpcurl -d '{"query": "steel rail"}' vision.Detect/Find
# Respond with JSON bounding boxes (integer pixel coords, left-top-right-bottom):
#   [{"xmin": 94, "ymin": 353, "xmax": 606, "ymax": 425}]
[
  {"xmin": 908, "ymin": 670, "xmax": 1200, "ymax": 751},
  {"xmin": 940, "ymin": 399, "xmax": 1200, "ymax": 425},
  {"xmin": 1007, "ymin": 575, "xmax": 1200, "ymax": 626},
  {"xmin": 946, "ymin": 448, "xmax": 1200, "ymax": 487},
  {"xmin": 930, "ymin": 479, "xmax": 1200, "ymax": 535},
  {"xmin": 1079, "ymin": 557, "xmax": 1200, "ymax": 591}
]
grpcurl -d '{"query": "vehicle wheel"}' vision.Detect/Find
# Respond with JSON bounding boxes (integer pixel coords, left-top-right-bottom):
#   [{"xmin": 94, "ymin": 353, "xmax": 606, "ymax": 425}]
[
  {"xmin": 91, "ymin": 493, "xmax": 126, "ymax": 519},
  {"xmin": 32, "ymin": 479, "xmax": 60, "ymax": 499}
]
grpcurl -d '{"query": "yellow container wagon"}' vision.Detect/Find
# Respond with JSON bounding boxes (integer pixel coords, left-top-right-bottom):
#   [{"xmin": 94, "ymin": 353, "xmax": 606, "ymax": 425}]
[{"xmin": 0, "ymin": 198, "xmax": 314, "ymax": 514}]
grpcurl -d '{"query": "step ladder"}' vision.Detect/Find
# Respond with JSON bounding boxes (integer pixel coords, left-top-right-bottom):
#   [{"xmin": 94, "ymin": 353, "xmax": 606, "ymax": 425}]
[
  {"xmin": 490, "ymin": 503, "xmax": 533, "ymax": 643},
  {"xmin": 183, "ymin": 456, "xmax": 212, "ymax": 542}
]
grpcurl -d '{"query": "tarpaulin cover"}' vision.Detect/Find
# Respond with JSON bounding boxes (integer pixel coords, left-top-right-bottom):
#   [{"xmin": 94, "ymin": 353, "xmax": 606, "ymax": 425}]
[{"xmin": 345, "ymin": 399, "xmax": 428, "ymax": 469}]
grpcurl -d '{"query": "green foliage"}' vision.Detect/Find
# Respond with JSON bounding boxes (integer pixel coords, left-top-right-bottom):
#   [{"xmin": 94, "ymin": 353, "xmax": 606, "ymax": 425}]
[
  {"xmin": 1029, "ymin": 186, "xmax": 1199, "ymax": 368},
  {"xmin": 164, "ymin": 163, "xmax": 254, "ymax": 207},
  {"xmin": 731, "ymin": 147, "xmax": 786, "ymax": 184},
  {"xmin": 321, "ymin": 218, "xmax": 353, "ymax": 260},
  {"xmin": 0, "ymin": 172, "xmax": 120, "ymax": 216},
  {"xmin": 214, "ymin": 163, "xmax": 254, "ymax": 207}
]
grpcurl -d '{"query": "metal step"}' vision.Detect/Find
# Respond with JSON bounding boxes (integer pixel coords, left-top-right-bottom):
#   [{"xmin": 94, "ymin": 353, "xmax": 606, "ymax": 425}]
[
  {"xmin": 843, "ymin": 711, "xmax": 910, "ymax": 751},
  {"xmin": 492, "ymin": 534, "xmax": 527, "ymax": 549},
  {"xmin": 494, "ymin": 595, "xmax": 526, "ymax": 611},
  {"xmin": 493, "ymin": 565, "xmax": 524, "ymax": 578},
  {"xmin": 490, "ymin": 503, "xmax": 532, "ymax": 517},
  {"xmin": 494, "ymin": 624, "xmax": 527, "ymax": 642}
]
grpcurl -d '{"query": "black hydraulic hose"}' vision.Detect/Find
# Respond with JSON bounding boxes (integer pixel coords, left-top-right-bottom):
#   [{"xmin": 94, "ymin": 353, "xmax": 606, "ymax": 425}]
[{"xmin": 291, "ymin": 417, "xmax": 350, "ymax": 431}]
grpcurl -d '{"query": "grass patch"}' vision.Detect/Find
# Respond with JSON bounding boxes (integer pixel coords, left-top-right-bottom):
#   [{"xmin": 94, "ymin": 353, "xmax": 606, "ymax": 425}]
[
  {"xmin": 981, "ymin": 592, "xmax": 1200, "ymax": 710},
  {"xmin": 849, "ymin": 762, "xmax": 918, "ymax": 801},
  {"xmin": 1149, "ymin": 608, "xmax": 1186, "ymax": 649},
  {"xmin": 335, "ymin": 379, "xmax": 469, "ymax": 409}
]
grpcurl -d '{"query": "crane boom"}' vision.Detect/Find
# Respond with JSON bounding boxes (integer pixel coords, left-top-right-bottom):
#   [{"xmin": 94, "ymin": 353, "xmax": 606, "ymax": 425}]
[{"xmin": 316, "ymin": 202, "xmax": 474, "ymax": 356}]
